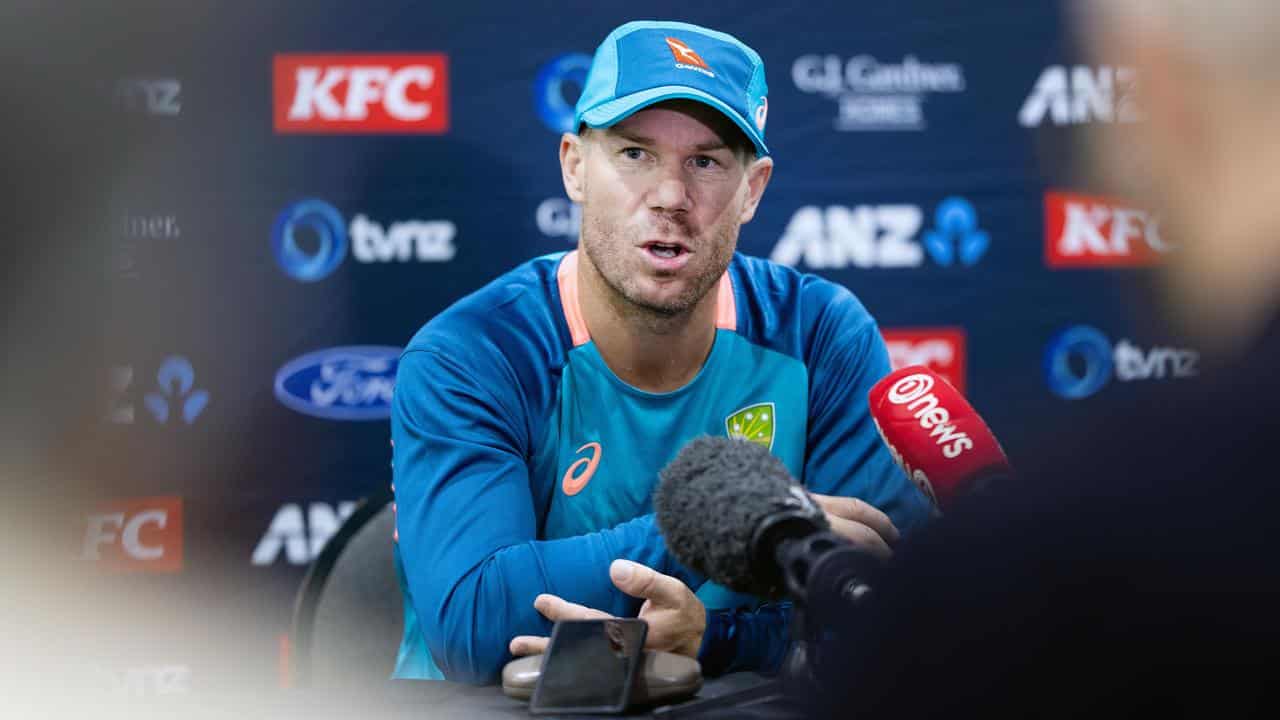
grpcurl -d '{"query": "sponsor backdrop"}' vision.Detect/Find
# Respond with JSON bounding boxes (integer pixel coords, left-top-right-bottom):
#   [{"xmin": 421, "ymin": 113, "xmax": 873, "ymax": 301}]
[{"xmin": 54, "ymin": 0, "xmax": 1189, "ymax": 695}]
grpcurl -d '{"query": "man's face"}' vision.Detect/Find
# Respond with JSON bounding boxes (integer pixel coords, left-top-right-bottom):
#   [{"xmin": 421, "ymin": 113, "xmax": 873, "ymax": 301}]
[{"xmin": 561, "ymin": 101, "xmax": 772, "ymax": 317}]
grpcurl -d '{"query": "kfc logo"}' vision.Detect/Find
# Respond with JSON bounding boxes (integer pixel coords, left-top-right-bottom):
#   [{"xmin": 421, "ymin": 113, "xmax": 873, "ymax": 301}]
[
  {"xmin": 1045, "ymin": 191, "xmax": 1170, "ymax": 268},
  {"xmin": 82, "ymin": 497, "xmax": 183, "ymax": 573},
  {"xmin": 274, "ymin": 54, "xmax": 449, "ymax": 133},
  {"xmin": 882, "ymin": 327, "xmax": 967, "ymax": 395}
]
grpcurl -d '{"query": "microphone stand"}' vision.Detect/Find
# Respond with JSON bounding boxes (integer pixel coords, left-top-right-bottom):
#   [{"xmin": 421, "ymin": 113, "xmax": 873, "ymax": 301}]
[{"xmin": 654, "ymin": 531, "xmax": 879, "ymax": 718}]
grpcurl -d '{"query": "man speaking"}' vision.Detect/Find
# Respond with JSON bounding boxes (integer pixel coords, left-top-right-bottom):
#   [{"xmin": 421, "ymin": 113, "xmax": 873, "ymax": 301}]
[{"xmin": 389, "ymin": 20, "xmax": 930, "ymax": 683}]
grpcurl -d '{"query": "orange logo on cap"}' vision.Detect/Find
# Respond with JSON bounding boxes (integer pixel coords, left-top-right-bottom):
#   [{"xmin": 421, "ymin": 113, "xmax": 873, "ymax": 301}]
[
  {"xmin": 665, "ymin": 37, "xmax": 710, "ymax": 70},
  {"xmin": 562, "ymin": 442, "xmax": 602, "ymax": 496}
]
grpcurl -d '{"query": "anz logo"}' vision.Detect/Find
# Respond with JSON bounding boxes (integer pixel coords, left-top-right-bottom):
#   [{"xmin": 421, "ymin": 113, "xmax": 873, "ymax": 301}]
[
  {"xmin": 108, "ymin": 356, "xmax": 209, "ymax": 426},
  {"xmin": 770, "ymin": 197, "xmax": 989, "ymax": 270}
]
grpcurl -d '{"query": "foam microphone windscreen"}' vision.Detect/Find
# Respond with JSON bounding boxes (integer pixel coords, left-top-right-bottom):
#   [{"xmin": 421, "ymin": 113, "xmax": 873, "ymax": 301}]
[{"xmin": 653, "ymin": 435, "xmax": 827, "ymax": 595}]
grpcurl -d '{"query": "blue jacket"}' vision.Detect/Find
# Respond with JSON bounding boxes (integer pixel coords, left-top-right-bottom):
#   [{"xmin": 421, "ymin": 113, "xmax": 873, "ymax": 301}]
[{"xmin": 391, "ymin": 250, "xmax": 931, "ymax": 683}]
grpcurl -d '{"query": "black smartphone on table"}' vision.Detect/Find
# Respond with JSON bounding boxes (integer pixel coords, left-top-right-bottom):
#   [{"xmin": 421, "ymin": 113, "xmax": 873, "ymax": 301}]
[{"xmin": 529, "ymin": 618, "xmax": 648, "ymax": 715}]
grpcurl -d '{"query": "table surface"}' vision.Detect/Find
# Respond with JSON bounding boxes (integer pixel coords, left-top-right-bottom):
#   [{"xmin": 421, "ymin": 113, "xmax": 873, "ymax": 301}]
[
  {"xmin": 380, "ymin": 671, "xmax": 775, "ymax": 719},
  {"xmin": 239, "ymin": 671, "xmax": 775, "ymax": 720},
  {"xmin": 75, "ymin": 672, "xmax": 786, "ymax": 720}
]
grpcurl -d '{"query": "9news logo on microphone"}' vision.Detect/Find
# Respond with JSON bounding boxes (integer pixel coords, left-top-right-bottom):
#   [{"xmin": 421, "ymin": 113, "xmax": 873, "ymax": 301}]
[
  {"xmin": 869, "ymin": 367, "xmax": 1010, "ymax": 511},
  {"xmin": 884, "ymin": 372, "xmax": 934, "ymax": 404}
]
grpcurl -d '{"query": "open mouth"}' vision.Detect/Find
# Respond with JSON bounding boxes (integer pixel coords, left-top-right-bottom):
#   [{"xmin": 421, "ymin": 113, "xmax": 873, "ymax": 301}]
[{"xmin": 644, "ymin": 241, "xmax": 688, "ymax": 259}]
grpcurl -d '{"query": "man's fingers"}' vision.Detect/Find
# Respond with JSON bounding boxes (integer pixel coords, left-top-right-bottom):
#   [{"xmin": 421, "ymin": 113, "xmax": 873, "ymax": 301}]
[
  {"xmin": 533, "ymin": 593, "xmax": 614, "ymax": 622},
  {"xmin": 518, "ymin": 593, "xmax": 615, "ymax": 657},
  {"xmin": 811, "ymin": 493, "xmax": 900, "ymax": 544},
  {"xmin": 609, "ymin": 560, "xmax": 690, "ymax": 606},
  {"xmin": 826, "ymin": 516, "xmax": 893, "ymax": 561},
  {"xmin": 509, "ymin": 635, "xmax": 548, "ymax": 656}
]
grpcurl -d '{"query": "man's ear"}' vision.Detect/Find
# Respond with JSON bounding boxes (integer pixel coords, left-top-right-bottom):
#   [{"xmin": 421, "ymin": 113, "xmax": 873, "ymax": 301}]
[
  {"xmin": 560, "ymin": 132, "xmax": 586, "ymax": 203},
  {"xmin": 737, "ymin": 156, "xmax": 774, "ymax": 225}
]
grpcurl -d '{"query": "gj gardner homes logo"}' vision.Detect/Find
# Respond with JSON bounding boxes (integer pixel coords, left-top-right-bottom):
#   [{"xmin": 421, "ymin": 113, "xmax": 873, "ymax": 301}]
[
  {"xmin": 792, "ymin": 54, "xmax": 965, "ymax": 131},
  {"xmin": 274, "ymin": 54, "xmax": 449, "ymax": 133}
]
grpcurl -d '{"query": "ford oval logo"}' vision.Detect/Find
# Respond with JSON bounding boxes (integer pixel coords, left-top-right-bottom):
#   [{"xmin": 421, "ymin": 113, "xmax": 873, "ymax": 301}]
[{"xmin": 274, "ymin": 346, "xmax": 401, "ymax": 421}]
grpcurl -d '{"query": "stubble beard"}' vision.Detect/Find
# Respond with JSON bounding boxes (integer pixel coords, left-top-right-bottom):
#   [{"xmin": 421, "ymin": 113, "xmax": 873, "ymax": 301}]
[{"xmin": 579, "ymin": 208, "xmax": 736, "ymax": 331}]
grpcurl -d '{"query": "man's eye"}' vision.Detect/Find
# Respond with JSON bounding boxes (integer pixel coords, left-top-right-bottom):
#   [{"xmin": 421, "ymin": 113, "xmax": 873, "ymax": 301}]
[
  {"xmin": 622, "ymin": 148, "xmax": 646, "ymax": 160},
  {"xmin": 692, "ymin": 156, "xmax": 719, "ymax": 169}
]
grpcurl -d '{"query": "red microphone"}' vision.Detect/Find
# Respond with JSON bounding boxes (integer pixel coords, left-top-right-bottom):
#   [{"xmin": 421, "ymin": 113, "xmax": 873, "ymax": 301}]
[{"xmin": 868, "ymin": 366, "xmax": 1011, "ymax": 511}]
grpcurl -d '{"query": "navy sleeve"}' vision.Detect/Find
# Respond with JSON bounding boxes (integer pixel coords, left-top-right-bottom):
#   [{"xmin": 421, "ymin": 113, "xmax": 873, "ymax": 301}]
[
  {"xmin": 392, "ymin": 348, "xmax": 701, "ymax": 684},
  {"xmin": 802, "ymin": 285, "xmax": 934, "ymax": 535},
  {"xmin": 698, "ymin": 603, "xmax": 793, "ymax": 677}
]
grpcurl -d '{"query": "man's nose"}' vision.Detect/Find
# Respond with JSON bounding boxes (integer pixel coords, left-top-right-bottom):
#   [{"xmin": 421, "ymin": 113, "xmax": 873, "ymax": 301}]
[{"xmin": 647, "ymin": 167, "xmax": 691, "ymax": 213}]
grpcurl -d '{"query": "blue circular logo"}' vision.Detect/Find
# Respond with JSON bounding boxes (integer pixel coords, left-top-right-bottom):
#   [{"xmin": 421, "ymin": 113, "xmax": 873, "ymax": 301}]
[
  {"xmin": 1044, "ymin": 325, "xmax": 1114, "ymax": 399},
  {"xmin": 272, "ymin": 199, "xmax": 347, "ymax": 282},
  {"xmin": 533, "ymin": 53, "xmax": 592, "ymax": 134},
  {"xmin": 273, "ymin": 345, "xmax": 401, "ymax": 421}
]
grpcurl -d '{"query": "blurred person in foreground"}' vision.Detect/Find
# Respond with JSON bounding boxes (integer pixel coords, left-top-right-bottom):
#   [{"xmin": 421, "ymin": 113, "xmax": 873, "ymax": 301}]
[
  {"xmin": 390, "ymin": 20, "xmax": 931, "ymax": 685},
  {"xmin": 803, "ymin": 2, "xmax": 1280, "ymax": 717}
]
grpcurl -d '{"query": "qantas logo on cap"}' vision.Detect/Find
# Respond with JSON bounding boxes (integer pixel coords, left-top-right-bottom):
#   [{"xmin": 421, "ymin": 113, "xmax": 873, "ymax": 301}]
[
  {"xmin": 665, "ymin": 37, "xmax": 715, "ymax": 78},
  {"xmin": 273, "ymin": 53, "xmax": 449, "ymax": 133}
]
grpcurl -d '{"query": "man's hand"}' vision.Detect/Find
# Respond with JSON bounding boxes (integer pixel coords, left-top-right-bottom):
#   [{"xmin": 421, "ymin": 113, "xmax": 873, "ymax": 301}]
[
  {"xmin": 508, "ymin": 596, "xmax": 610, "ymax": 657},
  {"xmin": 508, "ymin": 559, "xmax": 706, "ymax": 659},
  {"xmin": 809, "ymin": 492, "xmax": 900, "ymax": 560},
  {"xmin": 613, "ymin": 559, "xmax": 706, "ymax": 658}
]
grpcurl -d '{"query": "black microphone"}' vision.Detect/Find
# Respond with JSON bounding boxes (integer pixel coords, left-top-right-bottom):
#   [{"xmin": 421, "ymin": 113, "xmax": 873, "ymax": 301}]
[
  {"xmin": 653, "ymin": 436, "xmax": 879, "ymax": 607},
  {"xmin": 653, "ymin": 436, "xmax": 883, "ymax": 714}
]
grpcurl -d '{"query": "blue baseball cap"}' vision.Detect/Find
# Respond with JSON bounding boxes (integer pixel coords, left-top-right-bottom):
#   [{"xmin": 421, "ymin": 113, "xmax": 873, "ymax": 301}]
[{"xmin": 573, "ymin": 20, "xmax": 770, "ymax": 157}]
